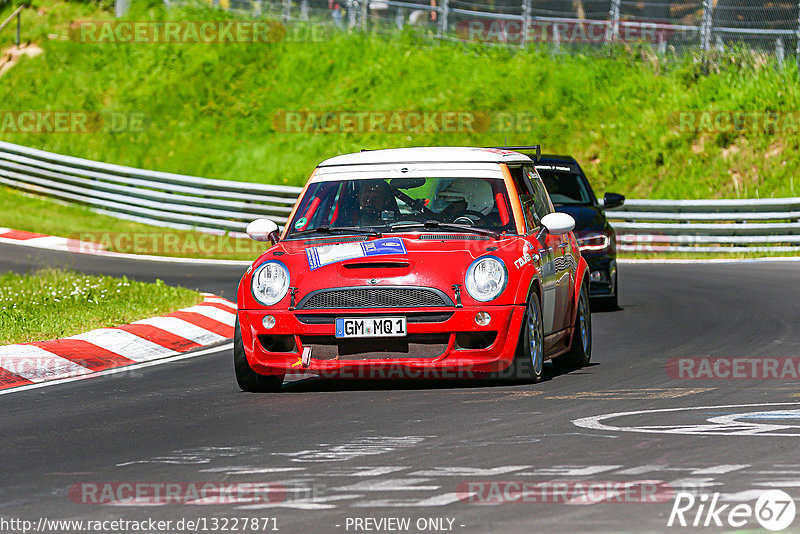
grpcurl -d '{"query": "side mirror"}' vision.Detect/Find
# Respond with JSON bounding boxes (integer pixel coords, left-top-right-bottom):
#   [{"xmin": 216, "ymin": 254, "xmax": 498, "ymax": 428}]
[
  {"xmin": 540, "ymin": 212, "xmax": 575, "ymax": 236},
  {"xmin": 246, "ymin": 218, "xmax": 280, "ymax": 244},
  {"xmin": 602, "ymin": 192, "xmax": 625, "ymax": 210}
]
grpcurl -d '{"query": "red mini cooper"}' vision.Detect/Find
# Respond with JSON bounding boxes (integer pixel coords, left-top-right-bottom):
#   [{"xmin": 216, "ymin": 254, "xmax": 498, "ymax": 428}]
[{"xmin": 235, "ymin": 147, "xmax": 591, "ymax": 392}]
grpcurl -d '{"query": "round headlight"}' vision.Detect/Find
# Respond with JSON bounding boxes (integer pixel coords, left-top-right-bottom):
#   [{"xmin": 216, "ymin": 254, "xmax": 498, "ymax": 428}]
[
  {"xmin": 465, "ymin": 256, "xmax": 507, "ymax": 302},
  {"xmin": 250, "ymin": 261, "xmax": 290, "ymax": 306}
]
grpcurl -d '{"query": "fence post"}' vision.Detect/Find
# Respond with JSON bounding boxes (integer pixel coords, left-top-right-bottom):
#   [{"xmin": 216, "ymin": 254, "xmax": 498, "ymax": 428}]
[
  {"xmin": 796, "ymin": 0, "xmax": 800, "ymax": 70},
  {"xmin": 360, "ymin": 0, "xmax": 368, "ymax": 31},
  {"xmin": 15, "ymin": 9, "xmax": 20, "ymax": 46},
  {"xmin": 300, "ymin": 0, "xmax": 309, "ymax": 20},
  {"xmin": 700, "ymin": 0, "xmax": 713, "ymax": 51},
  {"xmin": 521, "ymin": 0, "xmax": 531, "ymax": 46},
  {"xmin": 114, "ymin": 0, "xmax": 130, "ymax": 18},
  {"xmin": 605, "ymin": 0, "xmax": 620, "ymax": 42},
  {"xmin": 439, "ymin": 0, "xmax": 449, "ymax": 36},
  {"xmin": 347, "ymin": 0, "xmax": 357, "ymax": 28},
  {"xmin": 777, "ymin": 38, "xmax": 785, "ymax": 69},
  {"xmin": 282, "ymin": 0, "xmax": 291, "ymax": 23}
]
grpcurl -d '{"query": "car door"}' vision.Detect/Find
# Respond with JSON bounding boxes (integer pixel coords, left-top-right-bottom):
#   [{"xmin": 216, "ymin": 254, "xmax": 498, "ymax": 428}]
[
  {"xmin": 506, "ymin": 165, "xmax": 558, "ymax": 336},
  {"xmin": 524, "ymin": 165, "xmax": 572, "ymax": 333}
]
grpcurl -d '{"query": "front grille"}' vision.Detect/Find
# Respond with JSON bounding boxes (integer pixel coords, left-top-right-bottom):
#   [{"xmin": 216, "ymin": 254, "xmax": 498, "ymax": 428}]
[
  {"xmin": 297, "ymin": 287, "xmax": 454, "ymax": 310},
  {"xmin": 296, "ymin": 312, "xmax": 454, "ymax": 324}
]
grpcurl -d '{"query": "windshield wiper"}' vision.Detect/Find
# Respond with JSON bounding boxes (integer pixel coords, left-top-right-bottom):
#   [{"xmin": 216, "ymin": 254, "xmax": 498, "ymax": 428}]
[
  {"xmin": 290, "ymin": 225, "xmax": 382, "ymax": 238},
  {"xmin": 389, "ymin": 221, "xmax": 500, "ymax": 238}
]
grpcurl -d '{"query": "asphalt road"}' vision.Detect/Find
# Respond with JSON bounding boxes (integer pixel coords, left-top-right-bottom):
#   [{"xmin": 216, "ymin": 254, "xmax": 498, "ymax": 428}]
[{"xmin": 2, "ymin": 242, "xmax": 800, "ymax": 533}]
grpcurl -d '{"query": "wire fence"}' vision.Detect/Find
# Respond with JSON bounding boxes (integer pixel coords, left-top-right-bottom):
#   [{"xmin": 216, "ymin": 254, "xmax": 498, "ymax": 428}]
[{"xmin": 182, "ymin": 0, "xmax": 800, "ymax": 63}]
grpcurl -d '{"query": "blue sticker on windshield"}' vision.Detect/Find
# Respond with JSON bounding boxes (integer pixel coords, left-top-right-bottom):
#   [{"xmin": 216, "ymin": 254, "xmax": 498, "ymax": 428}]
[{"xmin": 306, "ymin": 237, "xmax": 407, "ymax": 270}]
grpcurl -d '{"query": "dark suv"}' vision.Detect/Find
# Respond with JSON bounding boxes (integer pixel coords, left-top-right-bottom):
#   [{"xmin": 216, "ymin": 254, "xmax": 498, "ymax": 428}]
[{"xmin": 533, "ymin": 155, "xmax": 625, "ymax": 309}]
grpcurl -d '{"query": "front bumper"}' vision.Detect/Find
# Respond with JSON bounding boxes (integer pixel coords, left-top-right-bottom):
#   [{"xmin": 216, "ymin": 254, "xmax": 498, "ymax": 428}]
[
  {"xmin": 238, "ymin": 305, "xmax": 525, "ymax": 378},
  {"xmin": 583, "ymin": 255, "xmax": 617, "ymax": 298}
]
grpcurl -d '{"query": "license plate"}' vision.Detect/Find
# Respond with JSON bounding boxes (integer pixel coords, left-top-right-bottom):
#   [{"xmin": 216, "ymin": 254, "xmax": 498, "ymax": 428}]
[{"xmin": 335, "ymin": 317, "xmax": 407, "ymax": 338}]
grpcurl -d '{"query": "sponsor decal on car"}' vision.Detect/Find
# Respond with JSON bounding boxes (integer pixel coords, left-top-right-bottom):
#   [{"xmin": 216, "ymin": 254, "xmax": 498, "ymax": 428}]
[{"xmin": 305, "ymin": 237, "xmax": 407, "ymax": 270}]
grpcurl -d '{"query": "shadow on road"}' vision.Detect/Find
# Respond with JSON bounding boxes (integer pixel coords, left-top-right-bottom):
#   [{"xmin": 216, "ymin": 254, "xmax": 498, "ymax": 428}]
[{"xmin": 279, "ymin": 361, "xmax": 599, "ymax": 393}]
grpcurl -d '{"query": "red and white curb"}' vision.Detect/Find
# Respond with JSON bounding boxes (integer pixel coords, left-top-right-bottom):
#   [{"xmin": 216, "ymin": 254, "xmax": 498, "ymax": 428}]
[{"xmin": 0, "ymin": 293, "xmax": 236, "ymax": 392}]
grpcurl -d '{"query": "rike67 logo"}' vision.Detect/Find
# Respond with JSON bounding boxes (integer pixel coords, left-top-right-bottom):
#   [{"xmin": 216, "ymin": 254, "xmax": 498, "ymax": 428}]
[{"xmin": 668, "ymin": 490, "xmax": 796, "ymax": 531}]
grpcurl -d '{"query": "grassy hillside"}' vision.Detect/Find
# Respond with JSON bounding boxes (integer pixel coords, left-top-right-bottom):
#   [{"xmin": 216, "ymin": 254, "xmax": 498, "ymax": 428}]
[{"xmin": 1, "ymin": 0, "xmax": 798, "ymax": 202}]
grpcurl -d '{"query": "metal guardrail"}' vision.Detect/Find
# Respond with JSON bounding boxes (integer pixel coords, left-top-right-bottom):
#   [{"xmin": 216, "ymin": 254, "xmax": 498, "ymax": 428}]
[
  {"xmin": 1, "ymin": 140, "xmax": 797, "ymax": 253},
  {"xmin": 607, "ymin": 199, "xmax": 800, "ymax": 253},
  {"xmin": 0, "ymin": 141, "xmax": 302, "ymax": 235}
]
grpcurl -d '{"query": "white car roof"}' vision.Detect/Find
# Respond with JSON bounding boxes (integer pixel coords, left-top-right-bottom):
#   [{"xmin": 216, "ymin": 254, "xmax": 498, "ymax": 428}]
[{"xmin": 317, "ymin": 147, "xmax": 532, "ymax": 167}]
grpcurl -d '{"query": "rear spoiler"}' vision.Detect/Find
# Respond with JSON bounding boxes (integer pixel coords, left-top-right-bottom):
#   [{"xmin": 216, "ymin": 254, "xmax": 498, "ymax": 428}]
[{"xmin": 487, "ymin": 145, "xmax": 541, "ymax": 162}]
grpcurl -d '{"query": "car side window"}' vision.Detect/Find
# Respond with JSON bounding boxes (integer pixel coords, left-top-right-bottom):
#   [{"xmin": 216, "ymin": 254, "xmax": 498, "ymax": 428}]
[{"xmin": 524, "ymin": 166, "xmax": 553, "ymax": 221}]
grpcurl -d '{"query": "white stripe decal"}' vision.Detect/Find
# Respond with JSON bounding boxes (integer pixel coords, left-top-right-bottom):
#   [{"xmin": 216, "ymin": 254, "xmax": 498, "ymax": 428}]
[
  {"xmin": 133, "ymin": 317, "xmax": 226, "ymax": 345},
  {"xmin": 181, "ymin": 305, "xmax": 236, "ymax": 326},
  {"xmin": 68, "ymin": 329, "xmax": 177, "ymax": 362},
  {"xmin": 0, "ymin": 344, "xmax": 91, "ymax": 382}
]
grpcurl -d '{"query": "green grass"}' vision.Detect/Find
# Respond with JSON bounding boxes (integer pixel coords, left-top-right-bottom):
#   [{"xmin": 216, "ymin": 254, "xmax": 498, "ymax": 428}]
[
  {"xmin": 0, "ymin": 186, "xmax": 267, "ymax": 260},
  {"xmin": 1, "ymin": 0, "xmax": 799, "ymax": 200},
  {"xmin": 619, "ymin": 250, "xmax": 800, "ymax": 260},
  {"xmin": 0, "ymin": 268, "xmax": 202, "ymax": 343}
]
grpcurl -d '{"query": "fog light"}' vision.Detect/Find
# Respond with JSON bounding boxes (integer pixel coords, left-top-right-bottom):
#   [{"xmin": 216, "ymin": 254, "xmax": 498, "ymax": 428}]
[
  {"xmin": 262, "ymin": 315, "xmax": 276, "ymax": 329},
  {"xmin": 590, "ymin": 270, "xmax": 604, "ymax": 282},
  {"xmin": 475, "ymin": 312, "xmax": 491, "ymax": 326}
]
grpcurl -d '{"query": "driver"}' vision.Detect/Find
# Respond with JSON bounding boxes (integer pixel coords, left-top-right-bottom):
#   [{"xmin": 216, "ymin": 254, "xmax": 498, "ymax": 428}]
[
  {"xmin": 358, "ymin": 180, "xmax": 398, "ymax": 225},
  {"xmin": 437, "ymin": 178, "xmax": 494, "ymax": 224}
]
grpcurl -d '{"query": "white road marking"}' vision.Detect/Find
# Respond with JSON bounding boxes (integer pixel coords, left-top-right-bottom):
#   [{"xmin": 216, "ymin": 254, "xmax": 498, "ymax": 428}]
[
  {"xmin": 200, "ymin": 467, "xmax": 307, "ymax": 474},
  {"xmin": 516, "ymin": 465, "xmax": 622, "ymax": 477},
  {"xmin": 352, "ymin": 492, "xmax": 466, "ymax": 508},
  {"xmin": 332, "ymin": 479, "xmax": 440, "ymax": 492},
  {"xmin": 275, "ymin": 437, "xmax": 429, "ymax": 463},
  {"xmin": 238, "ymin": 494, "xmax": 363, "ymax": 510},
  {"xmin": 573, "ymin": 402, "xmax": 800, "ymax": 436},
  {"xmin": 410, "ymin": 466, "xmax": 529, "ymax": 477}
]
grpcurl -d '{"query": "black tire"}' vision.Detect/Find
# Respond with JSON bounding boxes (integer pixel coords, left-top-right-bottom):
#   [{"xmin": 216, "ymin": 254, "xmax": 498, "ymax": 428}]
[
  {"xmin": 233, "ymin": 318, "xmax": 284, "ymax": 393},
  {"xmin": 508, "ymin": 292, "xmax": 545, "ymax": 383},
  {"xmin": 555, "ymin": 279, "xmax": 592, "ymax": 369}
]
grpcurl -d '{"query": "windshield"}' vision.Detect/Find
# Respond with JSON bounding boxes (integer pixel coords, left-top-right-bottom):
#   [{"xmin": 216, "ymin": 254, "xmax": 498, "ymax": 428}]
[
  {"xmin": 537, "ymin": 170, "xmax": 595, "ymax": 206},
  {"xmin": 285, "ymin": 176, "xmax": 516, "ymax": 238}
]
